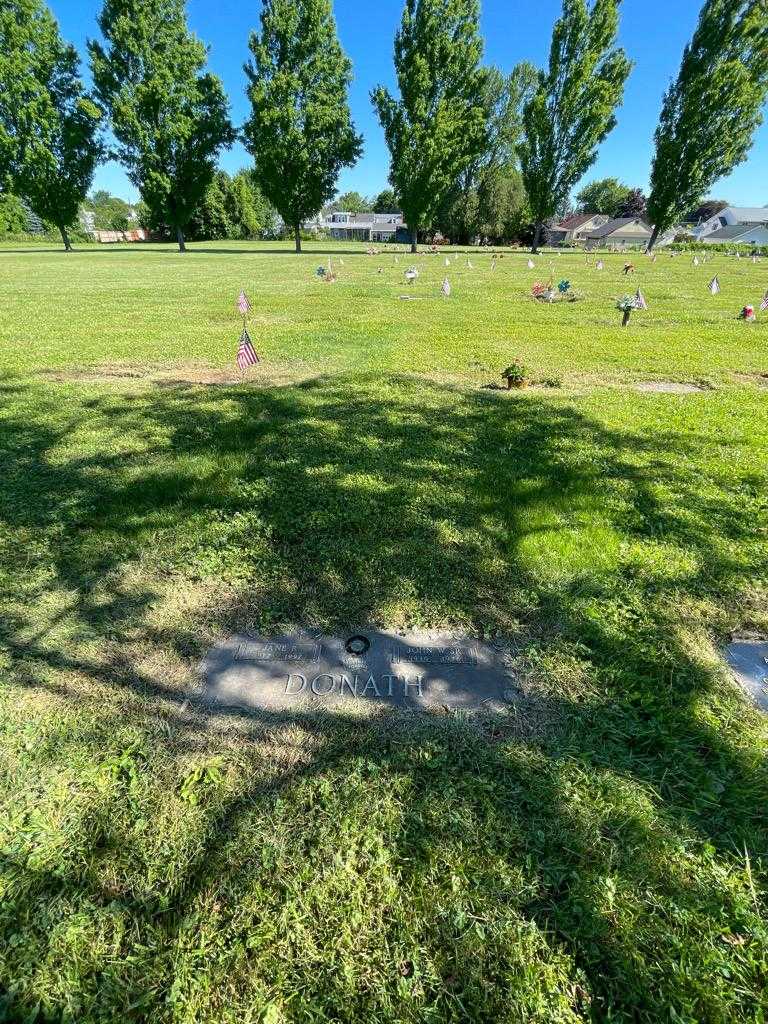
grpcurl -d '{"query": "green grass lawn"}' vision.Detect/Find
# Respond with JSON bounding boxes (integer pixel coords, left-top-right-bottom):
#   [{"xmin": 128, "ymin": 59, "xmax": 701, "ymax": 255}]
[{"xmin": 1, "ymin": 240, "xmax": 767, "ymax": 1022}]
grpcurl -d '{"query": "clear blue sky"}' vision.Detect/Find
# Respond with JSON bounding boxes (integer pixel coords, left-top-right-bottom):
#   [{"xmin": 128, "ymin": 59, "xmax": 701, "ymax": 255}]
[{"xmin": 52, "ymin": 0, "xmax": 767, "ymax": 207}]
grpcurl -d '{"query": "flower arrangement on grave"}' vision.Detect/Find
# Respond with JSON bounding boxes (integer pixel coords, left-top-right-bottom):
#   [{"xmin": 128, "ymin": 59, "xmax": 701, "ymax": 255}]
[
  {"xmin": 616, "ymin": 293, "xmax": 642, "ymax": 326},
  {"xmin": 501, "ymin": 361, "xmax": 528, "ymax": 389},
  {"xmin": 557, "ymin": 279, "xmax": 571, "ymax": 293},
  {"xmin": 739, "ymin": 305, "xmax": 756, "ymax": 322}
]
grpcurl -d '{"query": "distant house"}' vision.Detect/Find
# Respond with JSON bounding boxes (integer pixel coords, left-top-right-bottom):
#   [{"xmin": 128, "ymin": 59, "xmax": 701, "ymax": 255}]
[
  {"xmin": 699, "ymin": 223, "xmax": 768, "ymax": 246},
  {"xmin": 694, "ymin": 206, "xmax": 768, "ymax": 241},
  {"xmin": 306, "ymin": 210, "xmax": 407, "ymax": 243},
  {"xmin": 583, "ymin": 217, "xmax": 653, "ymax": 250},
  {"xmin": 548, "ymin": 213, "xmax": 609, "ymax": 245}
]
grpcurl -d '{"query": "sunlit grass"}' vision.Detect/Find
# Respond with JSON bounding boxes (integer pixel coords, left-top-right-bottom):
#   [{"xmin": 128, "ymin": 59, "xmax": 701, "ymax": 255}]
[{"xmin": 1, "ymin": 241, "xmax": 767, "ymax": 1023}]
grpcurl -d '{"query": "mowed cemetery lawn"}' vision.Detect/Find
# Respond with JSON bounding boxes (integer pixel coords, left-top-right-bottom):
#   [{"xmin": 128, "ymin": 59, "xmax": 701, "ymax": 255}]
[{"xmin": 2, "ymin": 239, "xmax": 768, "ymax": 1023}]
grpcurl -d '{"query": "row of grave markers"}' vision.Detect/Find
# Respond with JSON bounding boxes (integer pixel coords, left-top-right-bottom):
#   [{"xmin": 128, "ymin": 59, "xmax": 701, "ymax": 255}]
[{"xmin": 234, "ymin": 256, "xmax": 768, "ymax": 363}]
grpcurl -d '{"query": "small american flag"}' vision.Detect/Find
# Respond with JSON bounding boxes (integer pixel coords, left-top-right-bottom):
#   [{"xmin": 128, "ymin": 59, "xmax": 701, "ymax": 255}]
[
  {"xmin": 760, "ymin": 291, "xmax": 768, "ymax": 312},
  {"xmin": 634, "ymin": 288, "xmax": 648, "ymax": 310},
  {"xmin": 237, "ymin": 290, "xmax": 251, "ymax": 315},
  {"xmin": 441, "ymin": 277, "xmax": 451, "ymax": 298},
  {"xmin": 709, "ymin": 276, "xmax": 720, "ymax": 295},
  {"xmin": 236, "ymin": 327, "xmax": 259, "ymax": 369},
  {"xmin": 596, "ymin": 260, "xmax": 604, "ymax": 270},
  {"xmin": 527, "ymin": 258, "xmax": 535, "ymax": 269}
]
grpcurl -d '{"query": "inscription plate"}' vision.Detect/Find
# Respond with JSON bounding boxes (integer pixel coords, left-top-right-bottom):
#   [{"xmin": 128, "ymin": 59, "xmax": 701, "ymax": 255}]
[
  {"xmin": 725, "ymin": 640, "xmax": 768, "ymax": 713},
  {"xmin": 200, "ymin": 629, "xmax": 516, "ymax": 712}
]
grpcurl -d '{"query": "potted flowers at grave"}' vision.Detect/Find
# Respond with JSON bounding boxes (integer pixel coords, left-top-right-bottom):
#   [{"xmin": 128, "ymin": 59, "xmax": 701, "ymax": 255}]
[
  {"xmin": 501, "ymin": 361, "xmax": 528, "ymax": 390},
  {"xmin": 616, "ymin": 294, "xmax": 640, "ymax": 326}
]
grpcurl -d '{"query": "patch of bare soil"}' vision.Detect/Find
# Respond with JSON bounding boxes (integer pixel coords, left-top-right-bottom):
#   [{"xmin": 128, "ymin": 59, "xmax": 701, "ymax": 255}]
[
  {"xmin": 633, "ymin": 380, "xmax": 709, "ymax": 394},
  {"xmin": 40, "ymin": 362, "xmax": 317, "ymax": 389},
  {"xmin": 733, "ymin": 372, "xmax": 768, "ymax": 388}
]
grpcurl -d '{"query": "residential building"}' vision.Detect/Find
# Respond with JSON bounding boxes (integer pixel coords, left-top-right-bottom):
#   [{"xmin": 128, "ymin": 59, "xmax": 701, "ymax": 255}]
[
  {"xmin": 305, "ymin": 210, "xmax": 407, "ymax": 243},
  {"xmin": 583, "ymin": 217, "xmax": 653, "ymax": 249},
  {"xmin": 699, "ymin": 223, "xmax": 768, "ymax": 246},
  {"xmin": 693, "ymin": 206, "xmax": 768, "ymax": 241},
  {"xmin": 548, "ymin": 213, "xmax": 609, "ymax": 245}
]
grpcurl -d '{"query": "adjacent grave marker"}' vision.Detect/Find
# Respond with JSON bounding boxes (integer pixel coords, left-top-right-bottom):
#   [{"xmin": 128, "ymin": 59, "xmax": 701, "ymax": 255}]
[
  {"xmin": 201, "ymin": 628, "xmax": 518, "ymax": 712},
  {"xmin": 725, "ymin": 639, "xmax": 768, "ymax": 713}
]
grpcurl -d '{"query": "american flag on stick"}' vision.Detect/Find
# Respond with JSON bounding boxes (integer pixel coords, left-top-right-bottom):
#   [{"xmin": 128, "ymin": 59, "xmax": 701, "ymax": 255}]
[
  {"xmin": 236, "ymin": 327, "xmax": 259, "ymax": 369},
  {"xmin": 634, "ymin": 288, "xmax": 648, "ymax": 310},
  {"xmin": 708, "ymin": 276, "xmax": 720, "ymax": 295},
  {"xmin": 760, "ymin": 291, "xmax": 768, "ymax": 312},
  {"xmin": 237, "ymin": 290, "xmax": 252, "ymax": 315}
]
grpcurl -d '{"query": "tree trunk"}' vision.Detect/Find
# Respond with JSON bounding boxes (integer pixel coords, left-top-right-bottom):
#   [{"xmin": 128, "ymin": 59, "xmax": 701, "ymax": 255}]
[
  {"xmin": 176, "ymin": 226, "xmax": 186, "ymax": 253},
  {"xmin": 646, "ymin": 224, "xmax": 660, "ymax": 252},
  {"xmin": 294, "ymin": 224, "xmax": 302, "ymax": 253},
  {"xmin": 531, "ymin": 223, "xmax": 544, "ymax": 254},
  {"xmin": 410, "ymin": 226, "xmax": 418, "ymax": 254},
  {"xmin": 59, "ymin": 224, "xmax": 72, "ymax": 252}
]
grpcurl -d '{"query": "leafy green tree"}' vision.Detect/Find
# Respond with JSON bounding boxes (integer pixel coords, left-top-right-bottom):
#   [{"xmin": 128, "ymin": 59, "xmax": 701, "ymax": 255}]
[
  {"xmin": 575, "ymin": 176, "xmax": 631, "ymax": 216},
  {"xmin": 244, "ymin": 0, "xmax": 362, "ymax": 253},
  {"xmin": 89, "ymin": 0, "xmax": 235, "ymax": 253},
  {"xmin": 88, "ymin": 189, "xmax": 133, "ymax": 230},
  {"xmin": 437, "ymin": 62, "xmax": 537, "ymax": 243},
  {"xmin": 0, "ymin": 191, "xmax": 29, "ymax": 233},
  {"xmin": 372, "ymin": 188, "xmax": 400, "ymax": 213},
  {"xmin": 0, "ymin": 0, "xmax": 102, "ymax": 250},
  {"xmin": 188, "ymin": 171, "xmax": 233, "ymax": 240},
  {"xmin": 646, "ymin": 0, "xmax": 768, "ymax": 249},
  {"xmin": 519, "ymin": 0, "xmax": 632, "ymax": 251},
  {"xmin": 372, "ymin": 0, "xmax": 488, "ymax": 253},
  {"xmin": 332, "ymin": 190, "xmax": 372, "ymax": 214}
]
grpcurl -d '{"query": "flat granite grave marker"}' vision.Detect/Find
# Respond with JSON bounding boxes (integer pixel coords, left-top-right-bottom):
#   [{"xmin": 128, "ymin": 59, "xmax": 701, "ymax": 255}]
[
  {"xmin": 200, "ymin": 629, "xmax": 518, "ymax": 712},
  {"xmin": 725, "ymin": 639, "xmax": 768, "ymax": 713}
]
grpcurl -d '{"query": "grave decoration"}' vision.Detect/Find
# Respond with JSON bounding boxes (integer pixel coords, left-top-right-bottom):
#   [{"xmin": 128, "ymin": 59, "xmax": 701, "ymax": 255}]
[
  {"xmin": 760, "ymin": 291, "xmax": 768, "ymax": 312},
  {"xmin": 235, "ymin": 290, "xmax": 260, "ymax": 369},
  {"xmin": 623, "ymin": 262, "xmax": 635, "ymax": 275},
  {"xmin": 557, "ymin": 279, "xmax": 571, "ymax": 293},
  {"xmin": 404, "ymin": 266, "xmax": 419, "ymax": 284},
  {"xmin": 441, "ymin": 277, "xmax": 451, "ymax": 298},
  {"xmin": 616, "ymin": 293, "xmax": 645, "ymax": 326},
  {"xmin": 739, "ymin": 305, "xmax": 756, "ymax": 322},
  {"xmin": 708, "ymin": 276, "xmax": 721, "ymax": 295},
  {"xmin": 527, "ymin": 258, "xmax": 535, "ymax": 269},
  {"xmin": 634, "ymin": 288, "xmax": 648, "ymax": 310},
  {"xmin": 501, "ymin": 361, "xmax": 528, "ymax": 389},
  {"xmin": 596, "ymin": 259, "xmax": 604, "ymax": 270}
]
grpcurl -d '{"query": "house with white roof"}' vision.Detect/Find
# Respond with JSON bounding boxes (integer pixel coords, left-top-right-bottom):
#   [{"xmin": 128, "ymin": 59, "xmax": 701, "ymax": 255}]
[
  {"xmin": 694, "ymin": 206, "xmax": 768, "ymax": 244},
  {"xmin": 304, "ymin": 211, "xmax": 408, "ymax": 243}
]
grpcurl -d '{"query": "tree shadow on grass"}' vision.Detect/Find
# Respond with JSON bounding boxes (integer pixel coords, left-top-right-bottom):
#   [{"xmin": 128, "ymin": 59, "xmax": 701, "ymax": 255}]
[{"xmin": 0, "ymin": 374, "xmax": 767, "ymax": 1022}]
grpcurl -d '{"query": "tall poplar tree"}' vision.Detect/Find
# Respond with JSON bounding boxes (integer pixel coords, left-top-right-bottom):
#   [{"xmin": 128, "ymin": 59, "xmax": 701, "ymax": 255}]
[
  {"xmin": 243, "ymin": 0, "xmax": 362, "ymax": 254},
  {"xmin": 0, "ymin": 0, "xmax": 102, "ymax": 250},
  {"xmin": 372, "ymin": 0, "xmax": 488, "ymax": 253},
  {"xmin": 519, "ymin": 0, "xmax": 632, "ymax": 252},
  {"xmin": 646, "ymin": 0, "xmax": 768, "ymax": 250},
  {"xmin": 89, "ymin": 0, "xmax": 235, "ymax": 252}
]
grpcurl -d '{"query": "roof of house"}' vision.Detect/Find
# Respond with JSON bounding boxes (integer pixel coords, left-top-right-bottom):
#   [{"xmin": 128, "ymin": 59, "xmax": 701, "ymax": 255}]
[
  {"xmin": 586, "ymin": 217, "xmax": 652, "ymax": 238},
  {"xmin": 724, "ymin": 207, "xmax": 768, "ymax": 224},
  {"xmin": 704, "ymin": 224, "xmax": 768, "ymax": 241},
  {"xmin": 556, "ymin": 213, "xmax": 596, "ymax": 231}
]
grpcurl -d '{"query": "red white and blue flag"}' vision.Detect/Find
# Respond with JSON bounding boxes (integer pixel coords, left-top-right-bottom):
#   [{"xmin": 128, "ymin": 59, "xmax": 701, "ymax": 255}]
[
  {"xmin": 236, "ymin": 327, "xmax": 259, "ymax": 369},
  {"xmin": 237, "ymin": 290, "xmax": 252, "ymax": 315},
  {"xmin": 708, "ymin": 276, "xmax": 720, "ymax": 295},
  {"xmin": 634, "ymin": 288, "xmax": 648, "ymax": 310},
  {"xmin": 761, "ymin": 291, "xmax": 768, "ymax": 312}
]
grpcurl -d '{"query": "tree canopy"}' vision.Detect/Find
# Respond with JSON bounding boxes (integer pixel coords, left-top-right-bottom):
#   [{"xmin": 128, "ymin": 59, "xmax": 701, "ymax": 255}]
[
  {"xmin": 575, "ymin": 176, "xmax": 631, "ymax": 216},
  {"xmin": 0, "ymin": 0, "xmax": 102, "ymax": 249},
  {"xmin": 372, "ymin": 0, "xmax": 488, "ymax": 252},
  {"xmin": 89, "ymin": 0, "xmax": 235, "ymax": 252},
  {"xmin": 519, "ymin": 0, "xmax": 632, "ymax": 250},
  {"xmin": 646, "ymin": 0, "xmax": 768, "ymax": 249},
  {"xmin": 244, "ymin": 0, "xmax": 362, "ymax": 253}
]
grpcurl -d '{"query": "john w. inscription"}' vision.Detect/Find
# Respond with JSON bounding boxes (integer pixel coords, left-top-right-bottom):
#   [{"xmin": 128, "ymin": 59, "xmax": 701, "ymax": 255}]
[{"xmin": 201, "ymin": 629, "xmax": 515, "ymax": 712}]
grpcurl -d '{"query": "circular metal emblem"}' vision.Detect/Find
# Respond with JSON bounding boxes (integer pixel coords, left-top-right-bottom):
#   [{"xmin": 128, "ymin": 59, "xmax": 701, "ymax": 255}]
[{"xmin": 344, "ymin": 634, "xmax": 371, "ymax": 656}]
